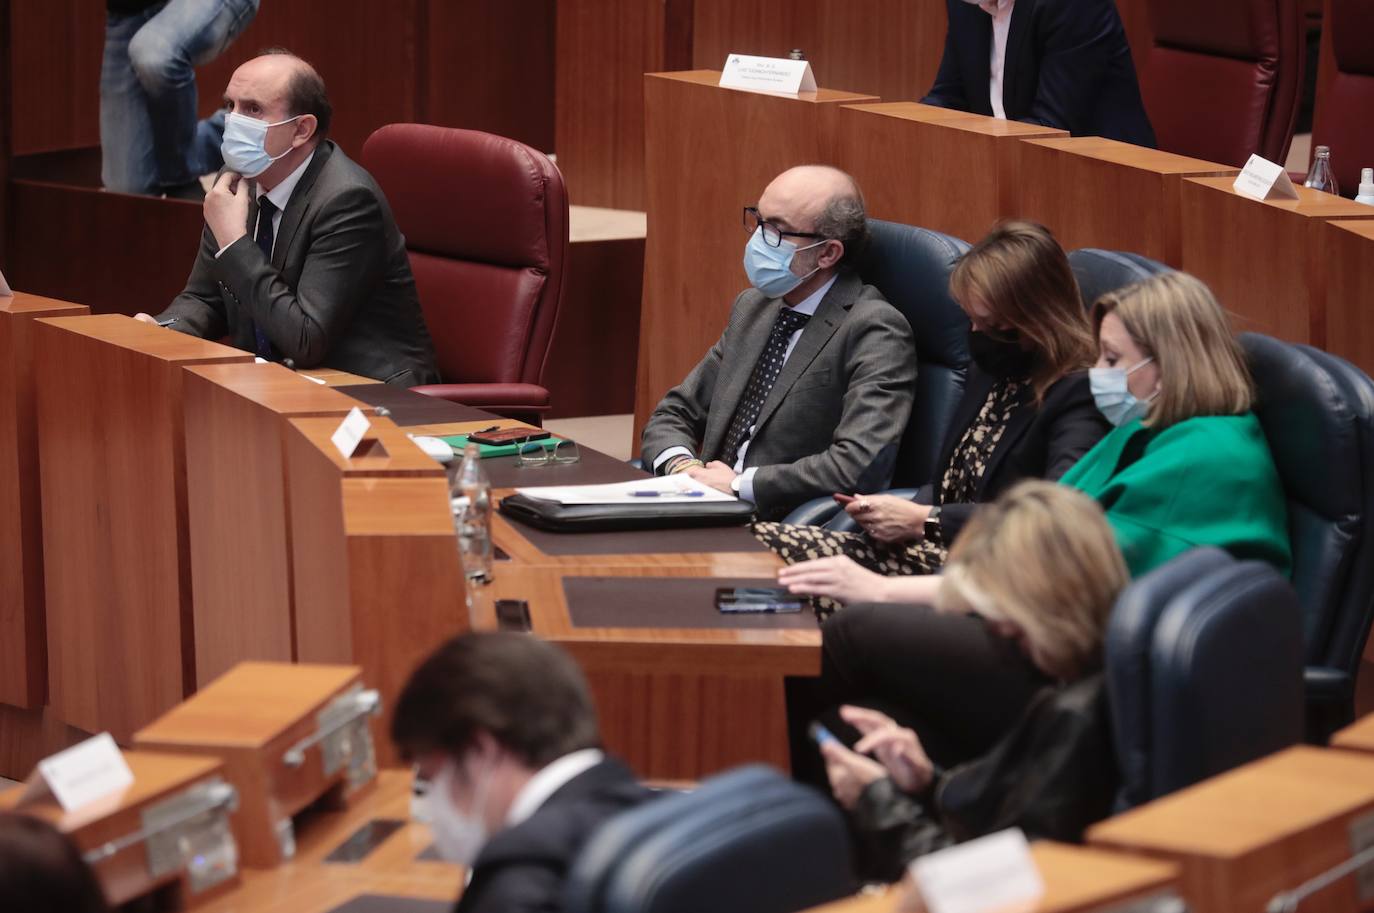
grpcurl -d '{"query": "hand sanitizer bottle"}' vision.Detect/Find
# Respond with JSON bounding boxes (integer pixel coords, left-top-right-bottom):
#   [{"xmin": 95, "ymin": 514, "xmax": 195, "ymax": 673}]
[{"xmin": 1356, "ymin": 168, "xmax": 1374, "ymax": 206}]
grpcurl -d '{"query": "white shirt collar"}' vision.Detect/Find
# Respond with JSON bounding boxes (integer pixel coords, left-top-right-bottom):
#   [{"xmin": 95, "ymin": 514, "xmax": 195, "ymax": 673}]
[
  {"xmin": 786, "ymin": 273, "xmax": 838, "ymax": 317},
  {"xmin": 257, "ymin": 149, "xmax": 316, "ymax": 213},
  {"xmin": 505, "ymin": 749, "xmax": 605, "ymax": 828}
]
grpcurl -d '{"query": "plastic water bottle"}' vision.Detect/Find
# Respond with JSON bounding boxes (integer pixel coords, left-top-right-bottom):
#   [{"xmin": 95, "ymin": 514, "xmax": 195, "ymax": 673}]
[
  {"xmin": 451, "ymin": 443, "xmax": 492, "ymax": 584},
  {"xmin": 1355, "ymin": 168, "xmax": 1374, "ymax": 207},
  {"xmin": 1304, "ymin": 146, "xmax": 1339, "ymax": 196}
]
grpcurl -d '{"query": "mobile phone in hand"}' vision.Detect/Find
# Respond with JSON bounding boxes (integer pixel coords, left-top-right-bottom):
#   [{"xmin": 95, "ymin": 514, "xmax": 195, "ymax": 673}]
[{"xmin": 808, "ymin": 721, "xmax": 839, "ymax": 747}]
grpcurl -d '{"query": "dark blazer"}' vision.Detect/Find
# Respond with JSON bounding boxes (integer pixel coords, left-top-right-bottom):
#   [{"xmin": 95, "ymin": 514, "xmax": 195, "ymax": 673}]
[
  {"xmin": 159, "ymin": 140, "xmax": 440, "ymax": 386},
  {"xmin": 455, "ymin": 758, "xmax": 655, "ymax": 913},
  {"xmin": 923, "ymin": 0, "xmax": 1156, "ymax": 148},
  {"xmin": 930, "ymin": 366, "xmax": 1109, "ymax": 541},
  {"xmin": 641, "ymin": 271, "xmax": 916, "ymax": 519}
]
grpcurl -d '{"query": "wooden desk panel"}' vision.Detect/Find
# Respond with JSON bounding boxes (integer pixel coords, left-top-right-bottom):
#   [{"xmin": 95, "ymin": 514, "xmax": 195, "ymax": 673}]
[
  {"xmin": 1324, "ymin": 220, "xmax": 1374, "ymax": 378},
  {"xmin": 183, "ymin": 364, "xmax": 370, "ymax": 687},
  {"xmin": 1330, "ymin": 711, "xmax": 1374, "ymax": 755},
  {"xmin": 1089, "ymin": 746, "xmax": 1374, "ymax": 913},
  {"xmin": 838, "ymin": 103, "xmax": 1066, "ymax": 243},
  {"xmin": 1179, "ymin": 177, "xmax": 1374, "ymax": 347},
  {"xmin": 34, "ymin": 315, "xmax": 252, "ymax": 739},
  {"xmin": 637, "ymin": 70, "xmax": 879, "ymax": 435},
  {"xmin": 1018, "ymin": 138, "xmax": 1236, "ymax": 266},
  {"xmin": 0, "ymin": 294, "xmax": 89, "ymax": 709}
]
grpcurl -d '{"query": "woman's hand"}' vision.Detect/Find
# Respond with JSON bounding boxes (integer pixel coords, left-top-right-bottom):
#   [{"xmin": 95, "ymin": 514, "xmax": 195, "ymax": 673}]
[
  {"xmin": 778, "ymin": 555, "xmax": 894, "ymax": 605},
  {"xmin": 819, "ymin": 739, "xmax": 889, "ymax": 810},
  {"xmin": 846, "ymin": 495, "xmax": 932, "ymax": 544},
  {"xmin": 840, "ymin": 705, "xmax": 935, "ymax": 795}
]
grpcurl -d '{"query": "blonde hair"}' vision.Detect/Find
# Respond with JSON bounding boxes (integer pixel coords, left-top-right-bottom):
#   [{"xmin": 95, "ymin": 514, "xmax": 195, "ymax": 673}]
[
  {"xmin": 936, "ymin": 481, "xmax": 1128, "ymax": 680},
  {"xmin": 1091, "ymin": 271, "xmax": 1253, "ymax": 428},
  {"xmin": 949, "ymin": 221, "xmax": 1096, "ymax": 402}
]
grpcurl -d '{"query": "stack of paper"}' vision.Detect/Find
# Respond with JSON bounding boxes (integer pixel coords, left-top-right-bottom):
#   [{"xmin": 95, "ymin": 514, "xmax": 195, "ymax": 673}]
[{"xmin": 515, "ymin": 475, "xmax": 736, "ymax": 505}]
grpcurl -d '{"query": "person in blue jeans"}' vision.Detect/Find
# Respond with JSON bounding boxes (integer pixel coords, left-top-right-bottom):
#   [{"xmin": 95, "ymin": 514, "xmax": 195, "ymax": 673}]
[{"xmin": 101, "ymin": 0, "xmax": 260, "ymax": 198}]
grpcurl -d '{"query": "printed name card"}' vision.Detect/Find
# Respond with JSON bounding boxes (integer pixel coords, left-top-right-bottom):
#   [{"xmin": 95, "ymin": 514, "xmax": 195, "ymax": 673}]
[
  {"xmin": 330, "ymin": 406, "xmax": 372, "ymax": 459},
  {"xmin": 1233, "ymin": 154, "xmax": 1300, "ymax": 202},
  {"xmin": 912, "ymin": 829, "xmax": 1045, "ymax": 913},
  {"xmin": 19, "ymin": 733, "xmax": 135, "ymax": 812},
  {"xmin": 719, "ymin": 53, "xmax": 817, "ymax": 95},
  {"xmin": 0, "ymin": 268, "xmax": 11, "ymax": 296}
]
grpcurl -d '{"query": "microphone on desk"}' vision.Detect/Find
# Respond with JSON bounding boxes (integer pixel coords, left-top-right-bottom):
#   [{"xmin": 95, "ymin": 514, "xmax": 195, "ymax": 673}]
[{"xmin": 1266, "ymin": 841, "xmax": 1374, "ymax": 912}]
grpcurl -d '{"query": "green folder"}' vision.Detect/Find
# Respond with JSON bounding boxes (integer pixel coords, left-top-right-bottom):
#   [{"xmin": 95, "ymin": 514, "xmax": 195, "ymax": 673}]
[{"xmin": 439, "ymin": 433, "xmax": 568, "ymax": 459}]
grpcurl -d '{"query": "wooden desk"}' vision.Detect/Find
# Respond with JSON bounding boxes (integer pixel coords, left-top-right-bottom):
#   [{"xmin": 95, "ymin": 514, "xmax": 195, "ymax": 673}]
[
  {"xmin": 34, "ymin": 315, "xmax": 252, "ymax": 740},
  {"xmin": 1179, "ymin": 177, "xmax": 1374, "ymax": 348},
  {"xmin": 837, "ymin": 102, "xmax": 1066, "ymax": 243},
  {"xmin": 1323, "ymin": 219, "xmax": 1374, "ymax": 378},
  {"xmin": 637, "ymin": 70, "xmax": 878, "ymax": 436},
  {"xmin": 1089, "ymin": 746, "xmax": 1374, "ymax": 913},
  {"xmin": 1330, "ymin": 711, "xmax": 1374, "ymax": 755},
  {"xmin": 1018, "ymin": 137, "xmax": 1236, "ymax": 266},
  {"xmin": 0, "ymin": 292, "xmax": 88, "ymax": 710}
]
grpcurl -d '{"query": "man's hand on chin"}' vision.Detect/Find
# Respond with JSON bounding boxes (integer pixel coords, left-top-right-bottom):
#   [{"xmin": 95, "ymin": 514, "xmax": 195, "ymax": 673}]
[
  {"xmin": 687, "ymin": 461, "xmax": 739, "ymax": 496},
  {"xmin": 205, "ymin": 171, "xmax": 250, "ymax": 251}
]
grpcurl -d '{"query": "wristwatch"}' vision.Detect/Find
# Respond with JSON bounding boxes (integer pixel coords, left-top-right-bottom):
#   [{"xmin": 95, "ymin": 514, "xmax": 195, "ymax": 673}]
[{"xmin": 924, "ymin": 505, "xmax": 943, "ymax": 542}]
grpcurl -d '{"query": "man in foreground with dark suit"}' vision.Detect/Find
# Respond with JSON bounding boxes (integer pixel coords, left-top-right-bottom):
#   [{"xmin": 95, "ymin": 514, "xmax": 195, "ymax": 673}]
[
  {"xmin": 138, "ymin": 49, "xmax": 439, "ymax": 385},
  {"xmin": 392, "ymin": 632, "xmax": 654, "ymax": 913},
  {"xmin": 924, "ymin": 0, "xmax": 1155, "ymax": 147},
  {"xmin": 641, "ymin": 165, "xmax": 916, "ymax": 521}
]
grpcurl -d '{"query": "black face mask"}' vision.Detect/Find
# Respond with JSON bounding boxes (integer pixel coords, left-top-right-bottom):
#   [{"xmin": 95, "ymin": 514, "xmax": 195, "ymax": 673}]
[{"xmin": 968, "ymin": 330, "xmax": 1036, "ymax": 379}]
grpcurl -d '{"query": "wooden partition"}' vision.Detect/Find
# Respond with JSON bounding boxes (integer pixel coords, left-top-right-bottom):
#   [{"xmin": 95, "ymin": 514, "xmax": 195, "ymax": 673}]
[
  {"xmin": 1324, "ymin": 220, "xmax": 1374, "ymax": 377},
  {"xmin": 838, "ymin": 103, "xmax": 1065, "ymax": 243},
  {"xmin": 34, "ymin": 316, "xmax": 252, "ymax": 740},
  {"xmin": 182, "ymin": 363, "xmax": 372, "ymax": 687},
  {"xmin": 1019, "ymin": 138, "xmax": 1237, "ymax": 265},
  {"xmin": 1179, "ymin": 178, "xmax": 1374, "ymax": 346},
  {"xmin": 635, "ymin": 71, "xmax": 878, "ymax": 434},
  {"xmin": 0, "ymin": 294, "xmax": 88, "ymax": 710},
  {"xmin": 284, "ymin": 416, "xmax": 464, "ymax": 765}
]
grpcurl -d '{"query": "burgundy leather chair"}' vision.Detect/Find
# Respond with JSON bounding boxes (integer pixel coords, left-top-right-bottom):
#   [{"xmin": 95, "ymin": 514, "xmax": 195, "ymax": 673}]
[
  {"xmin": 1311, "ymin": 0, "xmax": 1374, "ymax": 195},
  {"xmin": 1137, "ymin": 0, "xmax": 1305, "ymax": 167},
  {"xmin": 361, "ymin": 124, "xmax": 569, "ymax": 424}
]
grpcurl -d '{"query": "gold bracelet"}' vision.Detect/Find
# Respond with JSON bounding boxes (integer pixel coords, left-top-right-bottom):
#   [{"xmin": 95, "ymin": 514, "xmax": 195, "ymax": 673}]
[{"xmin": 668, "ymin": 457, "xmax": 704, "ymax": 474}]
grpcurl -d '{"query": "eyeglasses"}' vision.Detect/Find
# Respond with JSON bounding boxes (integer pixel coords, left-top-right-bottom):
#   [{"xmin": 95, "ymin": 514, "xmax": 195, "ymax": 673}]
[
  {"xmin": 516, "ymin": 439, "xmax": 581, "ymax": 467},
  {"xmin": 743, "ymin": 207, "xmax": 825, "ymax": 248}
]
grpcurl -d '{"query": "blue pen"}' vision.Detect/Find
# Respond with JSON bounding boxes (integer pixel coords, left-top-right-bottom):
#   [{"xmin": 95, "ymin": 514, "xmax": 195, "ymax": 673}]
[{"xmin": 629, "ymin": 490, "xmax": 705, "ymax": 497}]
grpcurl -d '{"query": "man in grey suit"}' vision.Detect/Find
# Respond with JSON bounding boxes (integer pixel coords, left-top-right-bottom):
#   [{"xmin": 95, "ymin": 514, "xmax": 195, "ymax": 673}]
[
  {"xmin": 137, "ymin": 49, "xmax": 439, "ymax": 386},
  {"xmin": 642, "ymin": 165, "xmax": 915, "ymax": 520}
]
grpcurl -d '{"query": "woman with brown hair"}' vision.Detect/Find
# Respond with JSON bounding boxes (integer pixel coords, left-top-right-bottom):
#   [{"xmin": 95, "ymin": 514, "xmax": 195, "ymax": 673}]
[
  {"xmin": 756, "ymin": 219, "xmax": 1108, "ymax": 606},
  {"xmin": 0, "ymin": 813, "xmax": 110, "ymax": 912}
]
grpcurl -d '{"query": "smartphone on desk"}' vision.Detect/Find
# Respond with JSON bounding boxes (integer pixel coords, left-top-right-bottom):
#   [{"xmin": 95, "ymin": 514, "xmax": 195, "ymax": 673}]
[
  {"xmin": 469, "ymin": 428, "xmax": 551, "ymax": 447},
  {"xmin": 715, "ymin": 587, "xmax": 806, "ymax": 614}
]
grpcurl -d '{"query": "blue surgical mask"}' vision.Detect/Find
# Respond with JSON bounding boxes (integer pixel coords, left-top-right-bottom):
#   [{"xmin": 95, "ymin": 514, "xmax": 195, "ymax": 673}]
[
  {"xmin": 221, "ymin": 111, "xmax": 301, "ymax": 178},
  {"xmin": 743, "ymin": 228, "xmax": 824, "ymax": 298},
  {"xmin": 1089, "ymin": 357, "xmax": 1157, "ymax": 427}
]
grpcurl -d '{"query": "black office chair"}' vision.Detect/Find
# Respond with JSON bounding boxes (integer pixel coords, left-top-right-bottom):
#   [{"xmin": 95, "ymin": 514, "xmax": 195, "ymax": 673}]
[
  {"xmin": 1107, "ymin": 548, "xmax": 1305, "ymax": 810},
  {"xmin": 1067, "ymin": 248, "xmax": 1171, "ymax": 310},
  {"xmin": 563, "ymin": 765, "xmax": 856, "ymax": 913},
  {"xmin": 785, "ymin": 220, "xmax": 970, "ymax": 526},
  {"xmin": 1242, "ymin": 334, "xmax": 1374, "ymax": 740}
]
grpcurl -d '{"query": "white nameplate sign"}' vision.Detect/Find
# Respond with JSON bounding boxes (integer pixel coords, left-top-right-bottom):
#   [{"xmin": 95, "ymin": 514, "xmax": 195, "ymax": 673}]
[
  {"xmin": 19, "ymin": 733, "xmax": 134, "ymax": 812},
  {"xmin": 719, "ymin": 53, "xmax": 817, "ymax": 95},
  {"xmin": 0, "ymin": 268, "xmax": 11, "ymax": 296},
  {"xmin": 330, "ymin": 406, "xmax": 371, "ymax": 459},
  {"xmin": 912, "ymin": 828, "xmax": 1044, "ymax": 913},
  {"xmin": 1233, "ymin": 154, "xmax": 1300, "ymax": 202}
]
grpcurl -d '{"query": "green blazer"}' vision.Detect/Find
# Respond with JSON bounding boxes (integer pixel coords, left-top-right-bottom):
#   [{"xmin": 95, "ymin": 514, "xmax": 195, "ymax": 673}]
[{"xmin": 1060, "ymin": 413, "xmax": 1292, "ymax": 577}]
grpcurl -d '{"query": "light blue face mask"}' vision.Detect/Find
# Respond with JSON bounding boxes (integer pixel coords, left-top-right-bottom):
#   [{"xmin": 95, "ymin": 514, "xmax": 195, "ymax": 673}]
[
  {"xmin": 743, "ymin": 228, "xmax": 824, "ymax": 298},
  {"xmin": 221, "ymin": 111, "xmax": 301, "ymax": 178},
  {"xmin": 1089, "ymin": 356, "xmax": 1157, "ymax": 427}
]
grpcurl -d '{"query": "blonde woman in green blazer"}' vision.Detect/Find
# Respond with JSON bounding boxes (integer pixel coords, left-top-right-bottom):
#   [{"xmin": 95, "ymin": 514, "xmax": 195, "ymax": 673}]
[{"xmin": 1060, "ymin": 271, "xmax": 1292, "ymax": 577}]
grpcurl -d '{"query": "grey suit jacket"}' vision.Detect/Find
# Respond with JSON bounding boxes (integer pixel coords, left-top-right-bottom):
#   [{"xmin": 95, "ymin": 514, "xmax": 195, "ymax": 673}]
[
  {"xmin": 158, "ymin": 140, "xmax": 440, "ymax": 386},
  {"xmin": 641, "ymin": 271, "xmax": 916, "ymax": 519}
]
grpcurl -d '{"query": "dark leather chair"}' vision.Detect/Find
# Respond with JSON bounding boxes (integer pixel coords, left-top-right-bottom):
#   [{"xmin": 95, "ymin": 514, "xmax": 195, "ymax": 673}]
[
  {"xmin": 784, "ymin": 221, "xmax": 970, "ymax": 526},
  {"xmin": 1107, "ymin": 549, "xmax": 1305, "ymax": 809},
  {"xmin": 1137, "ymin": 0, "xmax": 1306, "ymax": 167},
  {"xmin": 1311, "ymin": 0, "xmax": 1374, "ymax": 195},
  {"xmin": 360, "ymin": 124, "xmax": 569, "ymax": 425},
  {"xmin": 1241, "ymin": 333, "xmax": 1374, "ymax": 740},
  {"xmin": 1067, "ymin": 248, "xmax": 1172, "ymax": 310},
  {"xmin": 563, "ymin": 765, "xmax": 855, "ymax": 913}
]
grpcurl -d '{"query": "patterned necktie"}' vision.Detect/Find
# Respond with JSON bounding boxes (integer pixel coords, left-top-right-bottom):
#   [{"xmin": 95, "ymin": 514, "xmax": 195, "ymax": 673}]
[
  {"xmin": 719, "ymin": 307, "xmax": 811, "ymax": 467},
  {"xmin": 252, "ymin": 197, "xmax": 277, "ymax": 359}
]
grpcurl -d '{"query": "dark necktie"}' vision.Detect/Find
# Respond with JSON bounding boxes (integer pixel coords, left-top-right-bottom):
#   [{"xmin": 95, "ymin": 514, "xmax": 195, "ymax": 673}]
[
  {"xmin": 252, "ymin": 197, "xmax": 277, "ymax": 359},
  {"xmin": 719, "ymin": 307, "xmax": 811, "ymax": 467}
]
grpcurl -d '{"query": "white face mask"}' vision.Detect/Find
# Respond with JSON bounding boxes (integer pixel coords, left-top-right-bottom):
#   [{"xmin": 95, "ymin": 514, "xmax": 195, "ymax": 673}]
[{"xmin": 423, "ymin": 758, "xmax": 491, "ymax": 865}]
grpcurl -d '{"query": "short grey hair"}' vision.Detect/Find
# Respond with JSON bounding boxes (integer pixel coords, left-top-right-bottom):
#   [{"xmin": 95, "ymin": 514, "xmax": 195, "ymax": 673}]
[{"xmin": 814, "ymin": 181, "xmax": 869, "ymax": 267}]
